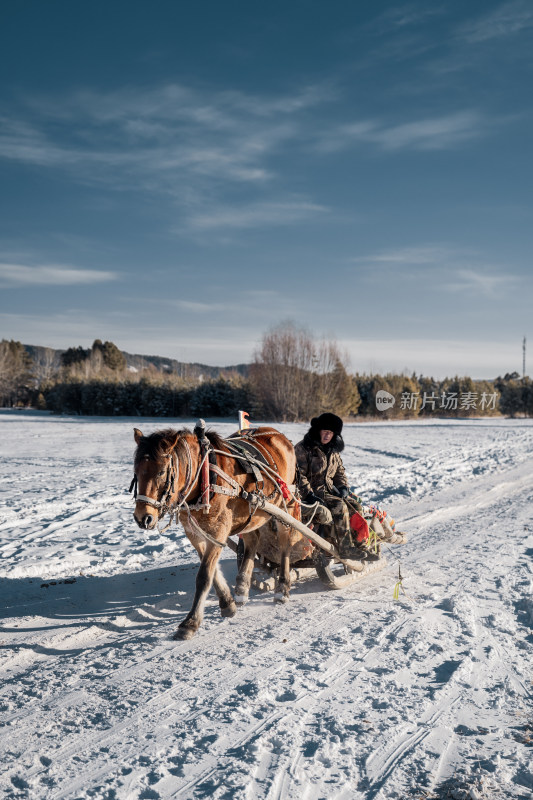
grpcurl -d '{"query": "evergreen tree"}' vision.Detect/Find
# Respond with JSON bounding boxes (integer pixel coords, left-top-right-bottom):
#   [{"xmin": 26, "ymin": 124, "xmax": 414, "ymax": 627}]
[
  {"xmin": 61, "ymin": 346, "xmax": 90, "ymax": 367},
  {"xmin": 102, "ymin": 341, "xmax": 126, "ymax": 371}
]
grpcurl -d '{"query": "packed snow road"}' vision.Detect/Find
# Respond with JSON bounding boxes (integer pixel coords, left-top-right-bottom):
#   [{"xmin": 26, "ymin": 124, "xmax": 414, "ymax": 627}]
[{"xmin": 1, "ymin": 412, "xmax": 532, "ymax": 800}]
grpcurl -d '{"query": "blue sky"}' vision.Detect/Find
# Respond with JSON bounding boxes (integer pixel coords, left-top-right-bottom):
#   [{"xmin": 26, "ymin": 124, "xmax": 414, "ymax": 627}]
[{"xmin": 1, "ymin": 0, "xmax": 531, "ymax": 377}]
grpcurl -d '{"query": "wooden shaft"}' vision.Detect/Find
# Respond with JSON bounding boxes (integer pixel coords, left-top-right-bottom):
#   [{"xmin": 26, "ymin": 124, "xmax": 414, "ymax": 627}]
[{"xmin": 259, "ymin": 500, "xmax": 336, "ymax": 555}]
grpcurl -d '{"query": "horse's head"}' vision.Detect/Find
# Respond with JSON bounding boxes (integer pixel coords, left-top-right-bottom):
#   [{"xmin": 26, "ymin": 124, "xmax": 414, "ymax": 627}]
[{"xmin": 132, "ymin": 427, "xmax": 180, "ymax": 530}]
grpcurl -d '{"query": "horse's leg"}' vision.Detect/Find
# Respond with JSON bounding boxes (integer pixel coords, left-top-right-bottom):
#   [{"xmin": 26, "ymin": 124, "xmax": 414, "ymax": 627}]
[
  {"xmin": 274, "ymin": 525, "xmax": 292, "ymax": 604},
  {"xmin": 212, "ymin": 562, "xmax": 237, "ymax": 618},
  {"xmin": 234, "ymin": 530, "xmax": 261, "ymax": 605},
  {"xmin": 187, "ymin": 531, "xmax": 235, "ymax": 617},
  {"xmin": 173, "ymin": 544, "xmax": 223, "ymax": 640}
]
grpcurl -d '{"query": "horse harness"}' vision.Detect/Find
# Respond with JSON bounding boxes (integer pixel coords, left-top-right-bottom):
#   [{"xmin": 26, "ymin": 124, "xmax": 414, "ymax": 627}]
[{"xmin": 130, "ymin": 422, "xmax": 295, "ymax": 548}]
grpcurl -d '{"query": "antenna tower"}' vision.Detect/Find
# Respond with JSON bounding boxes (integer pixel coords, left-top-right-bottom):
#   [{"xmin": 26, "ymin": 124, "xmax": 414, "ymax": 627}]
[{"xmin": 523, "ymin": 335, "xmax": 527, "ymax": 379}]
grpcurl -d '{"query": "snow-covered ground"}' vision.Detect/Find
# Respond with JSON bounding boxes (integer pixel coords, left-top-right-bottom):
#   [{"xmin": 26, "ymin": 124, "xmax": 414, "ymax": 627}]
[{"xmin": 1, "ymin": 412, "xmax": 532, "ymax": 800}]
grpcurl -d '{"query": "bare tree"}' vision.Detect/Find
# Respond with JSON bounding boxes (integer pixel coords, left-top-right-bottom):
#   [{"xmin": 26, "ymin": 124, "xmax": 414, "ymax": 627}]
[
  {"xmin": 0, "ymin": 340, "xmax": 33, "ymax": 407},
  {"xmin": 33, "ymin": 347, "xmax": 57, "ymax": 383},
  {"xmin": 251, "ymin": 322, "xmax": 360, "ymax": 421}
]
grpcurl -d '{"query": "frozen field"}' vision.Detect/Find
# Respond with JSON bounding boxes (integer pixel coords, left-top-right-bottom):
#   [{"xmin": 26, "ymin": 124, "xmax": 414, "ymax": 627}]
[{"xmin": 1, "ymin": 412, "xmax": 532, "ymax": 799}]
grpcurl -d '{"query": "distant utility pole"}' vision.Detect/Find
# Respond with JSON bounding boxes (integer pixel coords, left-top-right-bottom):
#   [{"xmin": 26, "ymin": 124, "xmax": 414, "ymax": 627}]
[{"xmin": 523, "ymin": 335, "xmax": 527, "ymax": 379}]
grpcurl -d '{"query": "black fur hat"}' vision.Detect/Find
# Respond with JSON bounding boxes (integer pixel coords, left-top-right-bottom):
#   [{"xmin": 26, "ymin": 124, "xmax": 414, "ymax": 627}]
[{"xmin": 310, "ymin": 412, "xmax": 343, "ymax": 435}]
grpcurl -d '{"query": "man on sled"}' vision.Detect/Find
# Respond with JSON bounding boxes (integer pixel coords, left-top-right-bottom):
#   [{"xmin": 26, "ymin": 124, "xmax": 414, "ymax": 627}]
[{"xmin": 295, "ymin": 413, "xmax": 377, "ymax": 561}]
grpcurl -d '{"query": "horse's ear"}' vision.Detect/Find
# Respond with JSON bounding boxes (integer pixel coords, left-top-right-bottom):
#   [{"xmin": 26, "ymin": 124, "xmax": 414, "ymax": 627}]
[
  {"xmin": 164, "ymin": 431, "xmax": 180, "ymax": 451},
  {"xmin": 134, "ymin": 428, "xmax": 144, "ymax": 444}
]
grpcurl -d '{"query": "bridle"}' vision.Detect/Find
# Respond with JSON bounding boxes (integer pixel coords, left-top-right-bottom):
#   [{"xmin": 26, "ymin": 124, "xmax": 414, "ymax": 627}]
[{"xmin": 130, "ymin": 438, "xmax": 195, "ymax": 528}]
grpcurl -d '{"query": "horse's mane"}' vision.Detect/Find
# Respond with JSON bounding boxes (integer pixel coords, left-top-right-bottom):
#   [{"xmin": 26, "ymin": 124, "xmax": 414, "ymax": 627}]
[
  {"xmin": 134, "ymin": 427, "xmax": 227, "ymax": 466},
  {"xmin": 134, "ymin": 428, "xmax": 187, "ymax": 466},
  {"xmin": 205, "ymin": 429, "xmax": 227, "ymax": 451}
]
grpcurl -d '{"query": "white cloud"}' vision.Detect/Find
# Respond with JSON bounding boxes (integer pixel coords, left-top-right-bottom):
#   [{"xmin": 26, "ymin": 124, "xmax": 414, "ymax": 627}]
[
  {"xmin": 0, "ymin": 83, "xmax": 328, "ymax": 194},
  {"xmin": 315, "ymin": 121, "xmax": 377, "ymax": 153},
  {"xmin": 186, "ymin": 200, "xmax": 327, "ymax": 231},
  {"xmin": 1, "ymin": 81, "xmax": 489, "ymax": 219},
  {"xmin": 365, "ymin": 5, "xmax": 446, "ymax": 34},
  {"xmin": 458, "ymin": 1, "xmax": 533, "ymax": 43},
  {"xmin": 174, "ymin": 300, "xmax": 221, "ymax": 313},
  {"xmin": 442, "ymin": 268, "xmax": 516, "ymax": 296},
  {"xmin": 0, "ymin": 85, "xmax": 337, "ymax": 240},
  {"xmin": 0, "ymin": 263, "xmax": 118, "ymax": 288},
  {"xmin": 350, "ymin": 246, "xmax": 520, "ymax": 298},
  {"xmin": 317, "ymin": 111, "xmax": 484, "ymax": 153},
  {"xmin": 351, "ymin": 245, "xmax": 452, "ymax": 265},
  {"xmin": 377, "ymin": 111, "xmax": 483, "ymax": 150}
]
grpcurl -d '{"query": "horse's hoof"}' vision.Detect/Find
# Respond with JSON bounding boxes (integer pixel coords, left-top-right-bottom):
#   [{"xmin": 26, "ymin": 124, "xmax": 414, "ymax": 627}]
[
  {"xmin": 173, "ymin": 627, "xmax": 196, "ymax": 641},
  {"xmin": 274, "ymin": 592, "xmax": 289, "ymax": 604},
  {"xmin": 220, "ymin": 603, "xmax": 237, "ymax": 618},
  {"xmin": 234, "ymin": 594, "xmax": 248, "ymax": 606}
]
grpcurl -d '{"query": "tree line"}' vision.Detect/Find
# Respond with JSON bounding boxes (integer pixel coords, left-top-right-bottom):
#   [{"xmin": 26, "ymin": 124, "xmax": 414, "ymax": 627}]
[{"xmin": 1, "ymin": 327, "xmax": 531, "ymax": 419}]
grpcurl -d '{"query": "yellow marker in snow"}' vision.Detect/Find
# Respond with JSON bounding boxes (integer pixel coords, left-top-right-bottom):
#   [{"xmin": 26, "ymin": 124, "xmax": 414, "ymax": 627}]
[{"xmin": 393, "ymin": 563, "xmax": 404, "ymax": 600}]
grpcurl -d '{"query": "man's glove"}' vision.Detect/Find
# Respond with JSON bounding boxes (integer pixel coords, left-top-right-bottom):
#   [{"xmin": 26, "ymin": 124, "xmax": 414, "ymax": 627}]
[
  {"xmin": 338, "ymin": 486, "xmax": 349, "ymax": 499},
  {"xmin": 304, "ymin": 492, "xmax": 322, "ymax": 506}
]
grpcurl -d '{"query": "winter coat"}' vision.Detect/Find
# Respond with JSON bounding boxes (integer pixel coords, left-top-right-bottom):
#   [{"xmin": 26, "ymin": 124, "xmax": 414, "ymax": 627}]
[{"xmin": 295, "ymin": 431, "xmax": 349, "ymax": 499}]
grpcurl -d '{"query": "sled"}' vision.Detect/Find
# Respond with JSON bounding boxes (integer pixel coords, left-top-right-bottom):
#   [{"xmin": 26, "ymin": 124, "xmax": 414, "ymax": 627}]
[{"xmin": 226, "ymin": 497, "xmax": 407, "ymax": 591}]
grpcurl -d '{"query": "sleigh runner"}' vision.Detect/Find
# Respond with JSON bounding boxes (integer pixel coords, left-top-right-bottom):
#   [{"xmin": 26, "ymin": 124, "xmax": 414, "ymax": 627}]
[{"xmin": 130, "ymin": 417, "xmax": 407, "ymax": 639}]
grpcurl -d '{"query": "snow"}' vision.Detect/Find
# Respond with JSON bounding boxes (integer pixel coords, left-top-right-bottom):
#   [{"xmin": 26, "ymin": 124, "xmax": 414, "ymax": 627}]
[{"xmin": 1, "ymin": 412, "xmax": 532, "ymax": 799}]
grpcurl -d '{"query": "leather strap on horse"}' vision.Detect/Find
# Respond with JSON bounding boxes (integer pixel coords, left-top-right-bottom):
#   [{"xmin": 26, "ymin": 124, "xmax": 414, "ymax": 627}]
[
  {"xmin": 194, "ymin": 419, "xmax": 212, "ymax": 514},
  {"xmin": 189, "ymin": 424, "xmax": 278, "ymax": 513},
  {"xmin": 208, "ymin": 463, "xmax": 242, "ymax": 497},
  {"xmin": 185, "ymin": 506, "xmax": 225, "ymax": 548},
  {"xmin": 185, "ymin": 489, "xmax": 279, "ymax": 548}
]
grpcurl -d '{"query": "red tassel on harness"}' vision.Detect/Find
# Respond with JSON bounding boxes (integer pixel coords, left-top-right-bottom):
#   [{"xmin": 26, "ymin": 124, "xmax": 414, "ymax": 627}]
[
  {"xmin": 276, "ymin": 477, "xmax": 291, "ymax": 500},
  {"xmin": 276, "ymin": 477, "xmax": 300, "ymax": 517},
  {"xmin": 350, "ymin": 511, "xmax": 369, "ymax": 543}
]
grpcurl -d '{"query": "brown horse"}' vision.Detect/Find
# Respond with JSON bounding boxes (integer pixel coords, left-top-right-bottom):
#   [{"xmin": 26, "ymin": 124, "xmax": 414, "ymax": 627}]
[{"xmin": 131, "ymin": 425, "xmax": 300, "ymax": 640}]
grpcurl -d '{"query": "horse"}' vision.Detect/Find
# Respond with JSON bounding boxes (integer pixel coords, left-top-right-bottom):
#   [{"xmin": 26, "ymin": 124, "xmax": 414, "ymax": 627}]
[{"xmin": 131, "ymin": 424, "xmax": 300, "ymax": 640}]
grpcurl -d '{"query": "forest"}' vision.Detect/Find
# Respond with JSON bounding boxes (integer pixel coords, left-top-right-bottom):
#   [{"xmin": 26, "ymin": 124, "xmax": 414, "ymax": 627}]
[{"xmin": 1, "ymin": 325, "xmax": 531, "ymax": 419}]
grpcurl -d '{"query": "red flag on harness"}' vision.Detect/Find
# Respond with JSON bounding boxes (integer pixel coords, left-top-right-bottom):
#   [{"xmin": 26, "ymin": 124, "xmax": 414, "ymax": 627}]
[
  {"xmin": 238, "ymin": 410, "xmax": 250, "ymax": 431},
  {"xmin": 350, "ymin": 511, "xmax": 369, "ymax": 543}
]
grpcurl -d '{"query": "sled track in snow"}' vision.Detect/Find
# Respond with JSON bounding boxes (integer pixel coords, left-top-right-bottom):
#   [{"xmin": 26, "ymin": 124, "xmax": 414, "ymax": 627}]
[{"xmin": 1, "ymin": 417, "xmax": 532, "ymax": 799}]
